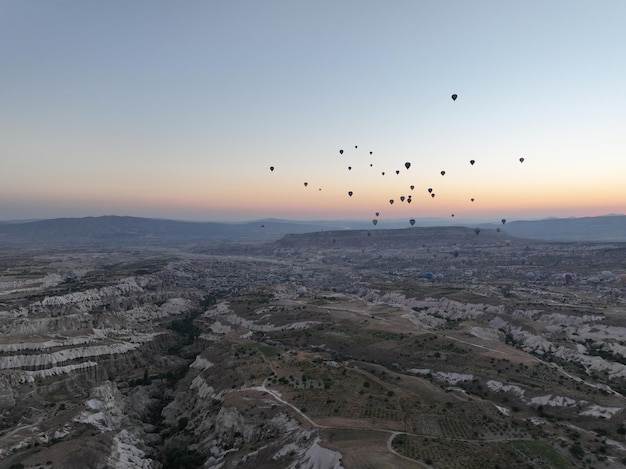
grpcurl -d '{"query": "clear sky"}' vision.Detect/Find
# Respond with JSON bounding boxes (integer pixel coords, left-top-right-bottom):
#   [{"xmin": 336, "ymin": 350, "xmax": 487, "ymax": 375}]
[{"xmin": 1, "ymin": 1, "xmax": 625, "ymax": 223}]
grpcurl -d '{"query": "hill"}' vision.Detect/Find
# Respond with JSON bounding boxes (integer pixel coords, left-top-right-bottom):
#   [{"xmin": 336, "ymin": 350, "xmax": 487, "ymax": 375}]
[{"xmin": 0, "ymin": 214, "xmax": 624, "ymax": 247}]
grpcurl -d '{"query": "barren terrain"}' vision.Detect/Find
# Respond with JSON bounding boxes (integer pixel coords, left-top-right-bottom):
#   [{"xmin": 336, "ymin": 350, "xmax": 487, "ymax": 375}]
[{"xmin": 1, "ymin": 227, "xmax": 626, "ymax": 468}]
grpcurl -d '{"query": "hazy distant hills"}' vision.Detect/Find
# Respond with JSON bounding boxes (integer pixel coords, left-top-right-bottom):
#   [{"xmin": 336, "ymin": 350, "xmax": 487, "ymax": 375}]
[
  {"xmin": 0, "ymin": 214, "xmax": 624, "ymax": 247},
  {"xmin": 501, "ymin": 215, "xmax": 626, "ymax": 242}
]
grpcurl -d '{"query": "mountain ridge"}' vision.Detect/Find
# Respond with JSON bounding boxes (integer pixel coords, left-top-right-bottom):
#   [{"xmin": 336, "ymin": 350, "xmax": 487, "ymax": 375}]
[{"xmin": 0, "ymin": 214, "xmax": 624, "ymax": 247}]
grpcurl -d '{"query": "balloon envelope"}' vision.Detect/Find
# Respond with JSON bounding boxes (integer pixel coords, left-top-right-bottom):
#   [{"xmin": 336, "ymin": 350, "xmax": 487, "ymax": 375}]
[
  {"xmin": 409, "ymin": 219, "xmax": 415, "ymax": 226},
  {"xmin": 470, "ymin": 159, "xmax": 475, "ymax": 165},
  {"xmin": 372, "ymin": 219, "xmax": 378, "ymax": 226},
  {"xmin": 451, "ymin": 94, "xmax": 457, "ymax": 101},
  {"xmin": 389, "ymin": 199, "xmax": 394, "ymax": 205},
  {"xmin": 269, "ymin": 166, "xmax": 274, "ymax": 172},
  {"xmin": 405, "ymin": 162, "xmax": 411, "ymax": 169}
]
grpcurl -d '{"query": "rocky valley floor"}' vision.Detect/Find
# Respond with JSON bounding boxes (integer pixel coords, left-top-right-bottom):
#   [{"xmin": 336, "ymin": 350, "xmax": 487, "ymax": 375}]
[{"xmin": 1, "ymin": 227, "xmax": 626, "ymax": 468}]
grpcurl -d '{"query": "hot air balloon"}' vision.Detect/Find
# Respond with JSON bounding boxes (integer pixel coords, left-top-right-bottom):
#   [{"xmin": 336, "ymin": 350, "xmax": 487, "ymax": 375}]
[
  {"xmin": 269, "ymin": 166, "xmax": 275, "ymax": 172},
  {"xmin": 470, "ymin": 160, "xmax": 475, "ymax": 166},
  {"xmin": 470, "ymin": 198, "xmax": 475, "ymax": 202},
  {"xmin": 369, "ymin": 151, "xmax": 373, "ymax": 155},
  {"xmin": 428, "ymin": 188, "xmax": 433, "ymax": 193},
  {"xmin": 451, "ymin": 214, "xmax": 455, "ymax": 217},
  {"xmin": 375, "ymin": 212, "xmax": 380, "ymax": 217},
  {"xmin": 474, "ymin": 228, "xmax": 481, "ymax": 235},
  {"xmin": 339, "ymin": 149, "xmax": 343, "ymax": 155},
  {"xmin": 372, "ymin": 219, "xmax": 378, "ymax": 226},
  {"xmin": 348, "ymin": 191, "xmax": 353, "ymax": 197},
  {"xmin": 382, "ymin": 172, "xmax": 385, "ymax": 176},
  {"xmin": 348, "ymin": 166, "xmax": 352, "ymax": 171},
  {"xmin": 389, "ymin": 199, "xmax": 394, "ymax": 205},
  {"xmin": 400, "ymin": 196, "xmax": 405, "ymax": 202},
  {"xmin": 407, "ymin": 197, "xmax": 412, "ymax": 204},
  {"xmin": 395, "ymin": 170, "xmax": 400, "ymax": 175},
  {"xmin": 519, "ymin": 157, "xmax": 524, "ymax": 163},
  {"xmin": 355, "ymin": 145, "xmax": 358, "ymax": 148},
  {"xmin": 405, "ymin": 162, "xmax": 411, "ymax": 170},
  {"xmin": 441, "ymin": 170, "xmax": 446, "ymax": 176},
  {"xmin": 304, "ymin": 182, "xmax": 308, "ymax": 187},
  {"xmin": 410, "ymin": 185, "xmax": 415, "ymax": 190},
  {"xmin": 409, "ymin": 219, "xmax": 416, "ymax": 226},
  {"xmin": 501, "ymin": 219, "xmax": 506, "ymax": 224},
  {"xmin": 451, "ymin": 94, "xmax": 458, "ymax": 101},
  {"xmin": 431, "ymin": 193, "xmax": 435, "ymax": 198}
]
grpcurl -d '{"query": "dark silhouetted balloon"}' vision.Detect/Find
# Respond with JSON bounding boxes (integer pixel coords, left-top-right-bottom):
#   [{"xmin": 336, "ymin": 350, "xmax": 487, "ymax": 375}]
[
  {"xmin": 409, "ymin": 219, "xmax": 415, "ymax": 226},
  {"xmin": 470, "ymin": 159, "xmax": 475, "ymax": 165},
  {"xmin": 405, "ymin": 162, "xmax": 411, "ymax": 170},
  {"xmin": 474, "ymin": 228, "xmax": 481, "ymax": 235},
  {"xmin": 431, "ymin": 193, "xmax": 435, "ymax": 198},
  {"xmin": 519, "ymin": 157, "xmax": 524, "ymax": 163},
  {"xmin": 389, "ymin": 199, "xmax": 394, "ymax": 205},
  {"xmin": 395, "ymin": 170, "xmax": 400, "ymax": 175},
  {"xmin": 441, "ymin": 170, "xmax": 446, "ymax": 176},
  {"xmin": 370, "ymin": 163, "xmax": 373, "ymax": 167},
  {"xmin": 410, "ymin": 185, "xmax": 414, "ymax": 190},
  {"xmin": 375, "ymin": 212, "xmax": 380, "ymax": 217},
  {"xmin": 304, "ymin": 182, "xmax": 308, "ymax": 187},
  {"xmin": 451, "ymin": 214, "xmax": 455, "ymax": 217},
  {"xmin": 428, "ymin": 188, "xmax": 433, "ymax": 193},
  {"xmin": 382, "ymin": 172, "xmax": 385, "ymax": 176},
  {"xmin": 501, "ymin": 219, "xmax": 506, "ymax": 224},
  {"xmin": 339, "ymin": 149, "xmax": 343, "ymax": 155},
  {"xmin": 369, "ymin": 151, "xmax": 373, "ymax": 155},
  {"xmin": 261, "ymin": 224, "xmax": 265, "ymax": 229},
  {"xmin": 400, "ymin": 196, "xmax": 405, "ymax": 202},
  {"xmin": 470, "ymin": 198, "xmax": 475, "ymax": 202},
  {"xmin": 372, "ymin": 219, "xmax": 378, "ymax": 226},
  {"xmin": 451, "ymin": 94, "xmax": 458, "ymax": 101},
  {"xmin": 407, "ymin": 197, "xmax": 412, "ymax": 204},
  {"xmin": 355, "ymin": 145, "xmax": 358, "ymax": 148},
  {"xmin": 348, "ymin": 166, "xmax": 352, "ymax": 171},
  {"xmin": 348, "ymin": 191, "xmax": 353, "ymax": 197},
  {"xmin": 269, "ymin": 166, "xmax": 274, "ymax": 172}
]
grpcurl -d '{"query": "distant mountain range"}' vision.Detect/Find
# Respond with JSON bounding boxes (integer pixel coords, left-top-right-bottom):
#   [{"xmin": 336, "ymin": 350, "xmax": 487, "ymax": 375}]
[{"xmin": 0, "ymin": 214, "xmax": 624, "ymax": 247}]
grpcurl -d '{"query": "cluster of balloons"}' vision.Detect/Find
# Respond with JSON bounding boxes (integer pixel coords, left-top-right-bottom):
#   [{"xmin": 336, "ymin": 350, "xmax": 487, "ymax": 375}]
[{"xmin": 269, "ymin": 92, "xmax": 527, "ymax": 230}]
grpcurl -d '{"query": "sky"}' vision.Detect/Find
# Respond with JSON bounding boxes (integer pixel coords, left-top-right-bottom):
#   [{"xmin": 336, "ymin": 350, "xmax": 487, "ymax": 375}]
[{"xmin": 1, "ymin": 1, "xmax": 625, "ymax": 223}]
